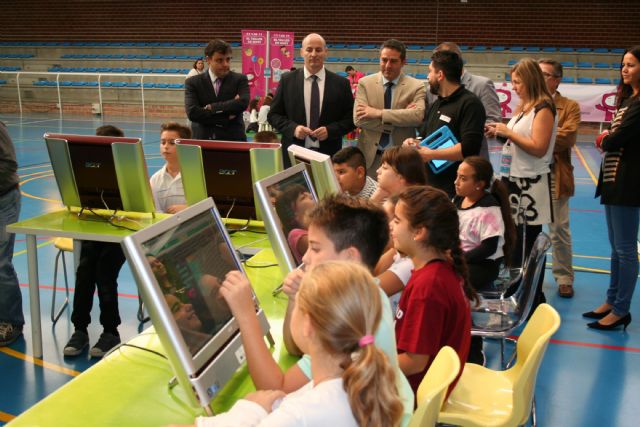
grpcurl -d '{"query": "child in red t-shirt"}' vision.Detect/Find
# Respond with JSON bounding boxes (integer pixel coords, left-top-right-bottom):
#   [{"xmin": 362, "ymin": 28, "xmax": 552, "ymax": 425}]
[{"xmin": 391, "ymin": 186, "xmax": 476, "ymax": 396}]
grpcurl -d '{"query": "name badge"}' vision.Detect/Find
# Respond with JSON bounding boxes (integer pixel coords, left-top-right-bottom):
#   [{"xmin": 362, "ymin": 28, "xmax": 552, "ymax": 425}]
[
  {"xmin": 500, "ymin": 142, "xmax": 513, "ymax": 177},
  {"xmin": 439, "ymin": 114, "xmax": 452, "ymax": 123}
]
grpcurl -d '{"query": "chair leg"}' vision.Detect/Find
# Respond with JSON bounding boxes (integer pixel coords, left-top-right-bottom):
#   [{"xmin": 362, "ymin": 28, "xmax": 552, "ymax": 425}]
[
  {"xmin": 531, "ymin": 396, "xmax": 537, "ymax": 427},
  {"xmin": 51, "ymin": 250, "xmax": 70, "ymax": 325}
]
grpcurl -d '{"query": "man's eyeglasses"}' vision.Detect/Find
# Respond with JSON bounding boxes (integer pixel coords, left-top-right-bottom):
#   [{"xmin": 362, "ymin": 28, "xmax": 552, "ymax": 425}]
[{"xmin": 542, "ymin": 72, "xmax": 560, "ymax": 79}]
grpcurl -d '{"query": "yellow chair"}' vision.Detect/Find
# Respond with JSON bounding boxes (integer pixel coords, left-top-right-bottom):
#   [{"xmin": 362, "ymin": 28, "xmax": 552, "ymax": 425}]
[
  {"xmin": 438, "ymin": 303, "xmax": 561, "ymax": 427},
  {"xmin": 409, "ymin": 346, "xmax": 460, "ymax": 427},
  {"xmin": 51, "ymin": 237, "xmax": 73, "ymax": 325}
]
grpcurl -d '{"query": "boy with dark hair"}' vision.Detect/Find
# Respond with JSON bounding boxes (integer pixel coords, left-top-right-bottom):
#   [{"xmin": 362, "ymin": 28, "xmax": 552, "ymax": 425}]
[
  {"xmin": 253, "ymin": 130, "xmax": 279, "ymax": 144},
  {"xmin": 214, "ymin": 193, "xmax": 415, "ymax": 425},
  {"xmin": 64, "ymin": 125, "xmax": 127, "ymax": 358},
  {"xmin": 332, "ymin": 146, "xmax": 378, "ymax": 198}
]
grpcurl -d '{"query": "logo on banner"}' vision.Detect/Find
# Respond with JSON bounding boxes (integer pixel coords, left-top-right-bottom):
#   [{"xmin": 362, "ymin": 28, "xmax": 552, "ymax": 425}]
[{"xmin": 595, "ymin": 93, "xmax": 617, "ymax": 122}]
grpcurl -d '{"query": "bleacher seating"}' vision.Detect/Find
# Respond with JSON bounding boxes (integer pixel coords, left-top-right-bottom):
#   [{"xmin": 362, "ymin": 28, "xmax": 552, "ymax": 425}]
[{"xmin": 595, "ymin": 78, "xmax": 612, "ymax": 84}]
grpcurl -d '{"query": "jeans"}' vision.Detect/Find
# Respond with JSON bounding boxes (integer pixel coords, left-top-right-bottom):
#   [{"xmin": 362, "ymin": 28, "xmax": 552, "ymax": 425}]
[
  {"xmin": 0, "ymin": 188, "xmax": 23, "ymax": 326},
  {"xmin": 604, "ymin": 204, "xmax": 639, "ymax": 317},
  {"xmin": 71, "ymin": 240, "xmax": 126, "ymax": 332}
]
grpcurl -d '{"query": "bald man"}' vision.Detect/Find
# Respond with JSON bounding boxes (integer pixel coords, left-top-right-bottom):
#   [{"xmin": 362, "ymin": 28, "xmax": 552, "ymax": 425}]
[{"xmin": 268, "ymin": 33, "xmax": 354, "ymax": 166}]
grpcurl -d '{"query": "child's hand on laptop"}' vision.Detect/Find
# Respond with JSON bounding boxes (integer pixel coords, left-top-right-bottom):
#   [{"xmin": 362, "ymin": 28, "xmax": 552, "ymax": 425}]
[{"xmin": 220, "ymin": 271, "xmax": 255, "ymax": 321}]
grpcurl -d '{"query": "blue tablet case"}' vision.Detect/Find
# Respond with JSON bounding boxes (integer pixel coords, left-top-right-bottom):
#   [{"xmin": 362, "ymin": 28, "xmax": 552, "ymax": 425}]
[{"xmin": 419, "ymin": 125, "xmax": 458, "ymax": 174}]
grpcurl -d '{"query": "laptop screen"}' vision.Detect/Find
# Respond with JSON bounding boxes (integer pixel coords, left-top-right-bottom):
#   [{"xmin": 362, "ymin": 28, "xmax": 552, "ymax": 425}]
[{"xmin": 140, "ymin": 209, "xmax": 238, "ymax": 355}]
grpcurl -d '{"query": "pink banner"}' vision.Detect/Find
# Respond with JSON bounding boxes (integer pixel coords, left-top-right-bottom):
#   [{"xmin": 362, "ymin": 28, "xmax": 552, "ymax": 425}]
[
  {"xmin": 241, "ymin": 29, "xmax": 268, "ymax": 101},
  {"xmin": 267, "ymin": 31, "xmax": 294, "ymax": 95},
  {"xmin": 494, "ymin": 82, "xmax": 617, "ymax": 123}
]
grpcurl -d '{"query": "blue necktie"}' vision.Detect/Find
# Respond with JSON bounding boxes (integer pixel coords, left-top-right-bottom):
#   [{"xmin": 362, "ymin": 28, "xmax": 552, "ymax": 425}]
[{"xmin": 379, "ymin": 81, "xmax": 394, "ymax": 148}]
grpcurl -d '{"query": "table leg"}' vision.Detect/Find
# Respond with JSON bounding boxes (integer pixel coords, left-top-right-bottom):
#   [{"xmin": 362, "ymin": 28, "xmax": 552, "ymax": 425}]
[{"xmin": 26, "ymin": 234, "xmax": 42, "ymax": 358}]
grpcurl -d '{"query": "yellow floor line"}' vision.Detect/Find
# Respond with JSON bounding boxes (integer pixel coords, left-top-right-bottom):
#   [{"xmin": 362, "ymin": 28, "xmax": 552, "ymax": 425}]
[
  {"xmin": 574, "ymin": 145, "xmax": 598, "ymax": 186},
  {"xmin": 0, "ymin": 410, "xmax": 15, "ymax": 423},
  {"xmin": 19, "ymin": 170, "xmax": 53, "ymax": 179},
  {"xmin": 19, "ymin": 174, "xmax": 62, "ymax": 203},
  {"xmin": 13, "ymin": 239, "xmax": 54, "ymax": 257},
  {"xmin": 0, "ymin": 347, "xmax": 80, "ymax": 377}
]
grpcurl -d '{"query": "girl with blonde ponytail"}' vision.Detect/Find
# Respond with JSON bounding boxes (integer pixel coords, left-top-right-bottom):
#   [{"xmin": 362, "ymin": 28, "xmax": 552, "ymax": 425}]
[
  {"xmin": 187, "ymin": 260, "xmax": 403, "ymax": 427},
  {"xmin": 296, "ymin": 261, "xmax": 403, "ymax": 427}
]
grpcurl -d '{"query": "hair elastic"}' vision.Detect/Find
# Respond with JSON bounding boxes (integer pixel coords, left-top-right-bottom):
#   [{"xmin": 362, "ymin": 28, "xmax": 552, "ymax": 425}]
[{"xmin": 358, "ymin": 335, "xmax": 375, "ymax": 348}]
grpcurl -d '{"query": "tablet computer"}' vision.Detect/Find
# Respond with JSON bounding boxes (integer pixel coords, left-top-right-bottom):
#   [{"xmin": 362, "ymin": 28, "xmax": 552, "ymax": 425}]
[{"xmin": 419, "ymin": 125, "xmax": 458, "ymax": 174}]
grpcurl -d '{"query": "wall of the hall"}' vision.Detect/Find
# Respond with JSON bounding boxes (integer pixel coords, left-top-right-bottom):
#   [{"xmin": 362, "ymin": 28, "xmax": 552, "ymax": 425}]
[{"xmin": 1, "ymin": 0, "xmax": 639, "ymax": 48}]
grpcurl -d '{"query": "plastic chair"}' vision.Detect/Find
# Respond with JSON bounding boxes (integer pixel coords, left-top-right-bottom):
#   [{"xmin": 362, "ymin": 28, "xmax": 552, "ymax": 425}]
[
  {"xmin": 51, "ymin": 238, "xmax": 73, "ymax": 325},
  {"xmin": 408, "ymin": 346, "xmax": 460, "ymax": 427},
  {"xmin": 438, "ymin": 303, "xmax": 560, "ymax": 427},
  {"xmin": 471, "ymin": 232, "xmax": 551, "ymax": 367}
]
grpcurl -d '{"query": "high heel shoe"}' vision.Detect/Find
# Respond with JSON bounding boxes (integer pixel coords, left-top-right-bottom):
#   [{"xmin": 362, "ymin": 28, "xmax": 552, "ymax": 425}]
[
  {"xmin": 587, "ymin": 313, "xmax": 632, "ymax": 331},
  {"xmin": 582, "ymin": 309, "xmax": 611, "ymax": 319}
]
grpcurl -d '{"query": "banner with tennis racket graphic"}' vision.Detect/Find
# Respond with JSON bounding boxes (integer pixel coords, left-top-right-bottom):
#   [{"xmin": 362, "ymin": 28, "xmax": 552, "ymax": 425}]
[{"xmin": 242, "ymin": 29, "xmax": 294, "ymax": 100}]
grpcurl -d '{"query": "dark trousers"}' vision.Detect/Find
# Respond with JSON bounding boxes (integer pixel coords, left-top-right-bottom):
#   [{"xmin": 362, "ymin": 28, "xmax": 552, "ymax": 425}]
[{"xmin": 71, "ymin": 241, "xmax": 126, "ymax": 332}]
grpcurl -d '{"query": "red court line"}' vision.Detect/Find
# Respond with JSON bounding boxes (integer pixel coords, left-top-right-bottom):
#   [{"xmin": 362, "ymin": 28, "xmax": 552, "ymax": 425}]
[
  {"xmin": 550, "ymin": 338, "xmax": 640, "ymax": 353},
  {"xmin": 19, "ymin": 283, "xmax": 140, "ymax": 299},
  {"xmin": 508, "ymin": 335, "xmax": 640, "ymax": 353}
]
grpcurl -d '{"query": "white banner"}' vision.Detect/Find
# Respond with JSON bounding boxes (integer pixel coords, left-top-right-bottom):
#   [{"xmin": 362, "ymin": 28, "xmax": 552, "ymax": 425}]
[{"xmin": 494, "ymin": 82, "xmax": 617, "ymax": 123}]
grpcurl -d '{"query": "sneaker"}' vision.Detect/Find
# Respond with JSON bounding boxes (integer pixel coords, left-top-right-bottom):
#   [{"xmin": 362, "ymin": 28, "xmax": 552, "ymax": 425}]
[
  {"xmin": 0, "ymin": 323, "xmax": 23, "ymax": 346},
  {"xmin": 63, "ymin": 330, "xmax": 89, "ymax": 356},
  {"xmin": 89, "ymin": 332, "xmax": 120, "ymax": 358}
]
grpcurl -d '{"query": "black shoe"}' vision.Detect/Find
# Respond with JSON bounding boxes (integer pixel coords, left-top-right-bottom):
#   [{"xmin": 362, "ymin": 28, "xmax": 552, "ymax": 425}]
[
  {"xmin": 63, "ymin": 330, "xmax": 89, "ymax": 356},
  {"xmin": 582, "ymin": 309, "xmax": 611, "ymax": 319},
  {"xmin": 0, "ymin": 323, "xmax": 23, "ymax": 347},
  {"xmin": 587, "ymin": 313, "xmax": 631, "ymax": 331},
  {"xmin": 89, "ymin": 332, "xmax": 120, "ymax": 358}
]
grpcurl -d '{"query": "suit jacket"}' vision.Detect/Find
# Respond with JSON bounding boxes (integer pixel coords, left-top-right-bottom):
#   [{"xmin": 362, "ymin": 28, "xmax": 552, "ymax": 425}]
[
  {"xmin": 427, "ymin": 71, "xmax": 500, "ymax": 159},
  {"xmin": 354, "ymin": 72, "xmax": 426, "ymax": 168},
  {"xmin": 552, "ymin": 92, "xmax": 581, "ymax": 198},
  {"xmin": 268, "ymin": 68, "xmax": 354, "ymax": 166},
  {"xmin": 184, "ymin": 70, "xmax": 250, "ymax": 141}
]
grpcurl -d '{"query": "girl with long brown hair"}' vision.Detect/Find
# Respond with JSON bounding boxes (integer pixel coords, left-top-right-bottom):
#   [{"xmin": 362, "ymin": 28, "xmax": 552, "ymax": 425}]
[{"xmin": 391, "ymin": 185, "xmax": 474, "ymax": 397}]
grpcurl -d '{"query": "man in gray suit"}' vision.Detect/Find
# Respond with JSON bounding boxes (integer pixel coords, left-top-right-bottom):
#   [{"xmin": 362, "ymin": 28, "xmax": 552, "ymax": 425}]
[
  {"xmin": 427, "ymin": 42, "xmax": 501, "ymax": 159},
  {"xmin": 354, "ymin": 39, "xmax": 426, "ymax": 175}
]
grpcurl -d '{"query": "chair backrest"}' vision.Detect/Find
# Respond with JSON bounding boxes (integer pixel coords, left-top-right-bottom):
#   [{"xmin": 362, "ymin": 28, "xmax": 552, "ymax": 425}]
[
  {"xmin": 512, "ymin": 232, "xmax": 551, "ymax": 321},
  {"xmin": 510, "ymin": 303, "xmax": 561, "ymax": 425},
  {"xmin": 409, "ymin": 346, "xmax": 460, "ymax": 427}
]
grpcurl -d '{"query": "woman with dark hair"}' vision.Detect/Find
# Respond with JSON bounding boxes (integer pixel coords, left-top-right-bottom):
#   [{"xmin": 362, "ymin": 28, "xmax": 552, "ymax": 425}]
[
  {"xmin": 485, "ymin": 57, "xmax": 557, "ymax": 306},
  {"xmin": 186, "ymin": 58, "xmax": 205, "ymax": 78},
  {"xmin": 585, "ymin": 46, "xmax": 640, "ymax": 331}
]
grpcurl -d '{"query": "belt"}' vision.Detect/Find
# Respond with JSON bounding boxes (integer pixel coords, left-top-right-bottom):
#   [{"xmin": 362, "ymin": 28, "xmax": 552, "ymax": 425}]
[{"xmin": 0, "ymin": 183, "xmax": 18, "ymax": 197}]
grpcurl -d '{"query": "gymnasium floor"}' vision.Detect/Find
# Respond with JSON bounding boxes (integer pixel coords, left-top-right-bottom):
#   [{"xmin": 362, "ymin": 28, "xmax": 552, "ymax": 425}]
[{"xmin": 0, "ymin": 113, "xmax": 638, "ymax": 426}]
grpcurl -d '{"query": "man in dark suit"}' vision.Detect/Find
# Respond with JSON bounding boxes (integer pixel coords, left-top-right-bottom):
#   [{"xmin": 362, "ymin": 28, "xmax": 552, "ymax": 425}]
[
  {"xmin": 185, "ymin": 39, "xmax": 249, "ymax": 141},
  {"xmin": 268, "ymin": 33, "xmax": 354, "ymax": 166}
]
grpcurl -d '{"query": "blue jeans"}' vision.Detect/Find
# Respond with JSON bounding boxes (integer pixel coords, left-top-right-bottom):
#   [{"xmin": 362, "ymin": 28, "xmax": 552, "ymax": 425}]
[
  {"xmin": 605, "ymin": 204, "xmax": 639, "ymax": 317},
  {"xmin": 0, "ymin": 187, "xmax": 23, "ymax": 326}
]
